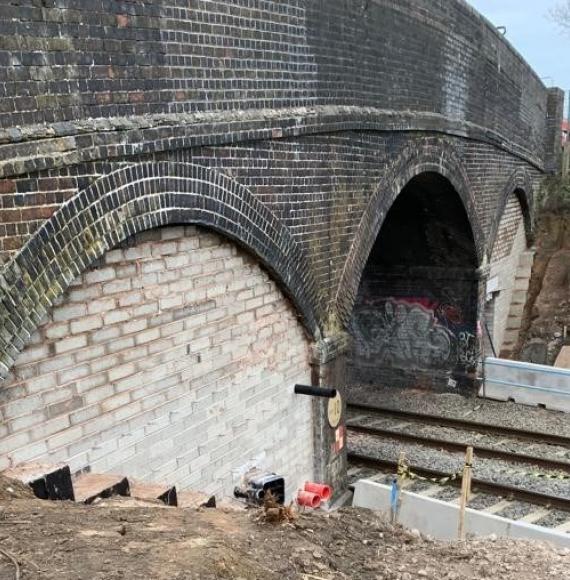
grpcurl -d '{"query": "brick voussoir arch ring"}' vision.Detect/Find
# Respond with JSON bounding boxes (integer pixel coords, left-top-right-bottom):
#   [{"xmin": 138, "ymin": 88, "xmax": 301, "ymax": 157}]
[
  {"xmin": 487, "ymin": 167, "xmax": 534, "ymax": 259},
  {"xmin": 334, "ymin": 141, "xmax": 484, "ymax": 326},
  {"xmin": 0, "ymin": 162, "xmax": 321, "ymax": 380}
]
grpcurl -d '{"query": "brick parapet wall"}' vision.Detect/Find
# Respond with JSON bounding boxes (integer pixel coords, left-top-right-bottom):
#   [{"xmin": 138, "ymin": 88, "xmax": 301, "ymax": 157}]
[
  {"xmin": 0, "ymin": 226, "xmax": 314, "ymax": 498},
  {"xmin": 0, "ymin": 0, "xmax": 549, "ymax": 162}
]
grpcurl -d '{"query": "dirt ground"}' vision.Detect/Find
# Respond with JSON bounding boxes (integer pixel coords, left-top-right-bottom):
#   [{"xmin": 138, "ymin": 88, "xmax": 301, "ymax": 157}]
[
  {"xmin": 514, "ymin": 208, "xmax": 570, "ymax": 364},
  {"xmin": 0, "ymin": 478, "xmax": 567, "ymax": 580}
]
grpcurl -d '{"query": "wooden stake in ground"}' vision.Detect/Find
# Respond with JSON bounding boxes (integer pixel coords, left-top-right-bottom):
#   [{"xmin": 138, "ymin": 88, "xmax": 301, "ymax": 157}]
[
  {"xmin": 458, "ymin": 446, "xmax": 474, "ymax": 541},
  {"xmin": 391, "ymin": 451, "xmax": 406, "ymax": 524},
  {"xmin": 397, "ymin": 451, "xmax": 406, "ymax": 485}
]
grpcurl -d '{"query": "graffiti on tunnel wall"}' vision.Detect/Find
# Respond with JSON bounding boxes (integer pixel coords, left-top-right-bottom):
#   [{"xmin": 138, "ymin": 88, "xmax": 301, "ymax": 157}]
[{"xmin": 351, "ymin": 297, "xmax": 479, "ymax": 371}]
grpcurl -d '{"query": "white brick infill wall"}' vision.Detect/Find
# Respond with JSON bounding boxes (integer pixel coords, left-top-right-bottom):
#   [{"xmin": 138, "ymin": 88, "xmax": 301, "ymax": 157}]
[{"xmin": 0, "ymin": 226, "xmax": 318, "ymax": 501}]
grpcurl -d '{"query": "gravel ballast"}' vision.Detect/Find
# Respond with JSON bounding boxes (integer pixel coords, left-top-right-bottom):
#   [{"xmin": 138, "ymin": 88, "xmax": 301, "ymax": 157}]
[
  {"xmin": 349, "ymin": 384, "xmax": 570, "ymax": 437},
  {"xmin": 350, "ymin": 432, "xmax": 570, "ymax": 500}
]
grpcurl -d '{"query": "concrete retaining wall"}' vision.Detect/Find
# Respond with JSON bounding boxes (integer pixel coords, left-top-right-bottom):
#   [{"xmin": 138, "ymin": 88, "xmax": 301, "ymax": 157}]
[
  {"xmin": 353, "ymin": 479, "xmax": 570, "ymax": 548},
  {"xmin": 481, "ymin": 357, "xmax": 570, "ymax": 413}
]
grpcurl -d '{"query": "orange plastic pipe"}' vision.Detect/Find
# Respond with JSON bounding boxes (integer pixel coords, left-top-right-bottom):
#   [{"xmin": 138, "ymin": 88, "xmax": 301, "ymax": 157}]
[
  {"xmin": 304, "ymin": 482, "xmax": 332, "ymax": 501},
  {"xmin": 297, "ymin": 490, "xmax": 321, "ymax": 509}
]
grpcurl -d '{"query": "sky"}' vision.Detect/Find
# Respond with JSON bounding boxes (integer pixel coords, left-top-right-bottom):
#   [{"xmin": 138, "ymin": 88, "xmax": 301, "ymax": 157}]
[{"xmin": 467, "ymin": 0, "xmax": 570, "ymax": 101}]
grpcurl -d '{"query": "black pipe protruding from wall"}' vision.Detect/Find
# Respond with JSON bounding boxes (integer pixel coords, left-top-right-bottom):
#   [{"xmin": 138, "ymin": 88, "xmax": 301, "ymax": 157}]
[{"xmin": 294, "ymin": 384, "xmax": 337, "ymax": 398}]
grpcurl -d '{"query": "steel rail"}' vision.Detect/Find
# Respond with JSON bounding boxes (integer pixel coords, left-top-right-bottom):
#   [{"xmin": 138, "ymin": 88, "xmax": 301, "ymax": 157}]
[
  {"xmin": 348, "ymin": 453, "xmax": 570, "ymax": 511},
  {"xmin": 346, "ymin": 422, "xmax": 570, "ymax": 473},
  {"xmin": 347, "ymin": 402, "xmax": 570, "ymax": 448}
]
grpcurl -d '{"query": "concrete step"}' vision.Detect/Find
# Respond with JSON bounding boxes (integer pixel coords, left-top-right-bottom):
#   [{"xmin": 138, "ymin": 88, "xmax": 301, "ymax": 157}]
[
  {"xmin": 518, "ymin": 251, "xmax": 536, "ymax": 269},
  {"xmin": 510, "ymin": 289, "xmax": 529, "ymax": 305},
  {"xmin": 130, "ymin": 482, "xmax": 178, "ymax": 506},
  {"xmin": 507, "ymin": 303, "xmax": 525, "ymax": 318},
  {"xmin": 516, "ymin": 264, "xmax": 533, "ymax": 278},
  {"xmin": 177, "ymin": 490, "xmax": 216, "ymax": 509},
  {"xmin": 515, "ymin": 270, "xmax": 532, "ymax": 278},
  {"xmin": 73, "ymin": 473, "xmax": 130, "ymax": 505},
  {"xmin": 176, "ymin": 490, "xmax": 243, "ymax": 511},
  {"xmin": 3, "ymin": 462, "xmax": 75, "ymax": 501},
  {"xmin": 505, "ymin": 314, "xmax": 523, "ymax": 327},
  {"xmin": 514, "ymin": 277, "xmax": 531, "ymax": 291},
  {"xmin": 502, "ymin": 330, "xmax": 520, "ymax": 345}
]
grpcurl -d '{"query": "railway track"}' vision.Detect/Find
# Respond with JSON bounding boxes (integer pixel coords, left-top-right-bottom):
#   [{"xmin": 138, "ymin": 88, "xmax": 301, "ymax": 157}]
[
  {"xmin": 347, "ymin": 453, "xmax": 570, "ymax": 512},
  {"xmin": 346, "ymin": 401, "xmax": 570, "ymax": 529},
  {"xmin": 346, "ymin": 422, "xmax": 570, "ymax": 473},
  {"xmin": 347, "ymin": 402, "xmax": 570, "ymax": 448}
]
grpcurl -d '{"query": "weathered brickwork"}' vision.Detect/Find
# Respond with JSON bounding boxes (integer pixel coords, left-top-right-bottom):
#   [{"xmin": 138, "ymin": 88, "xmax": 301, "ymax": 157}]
[
  {"xmin": 0, "ymin": 0, "xmax": 563, "ymax": 489},
  {"xmin": 0, "ymin": 162, "xmax": 321, "ymax": 380},
  {"xmin": 0, "ymin": 226, "xmax": 314, "ymax": 498},
  {"xmin": 0, "ymin": 136, "xmax": 543, "ymax": 305},
  {"xmin": 545, "ymin": 88, "xmax": 566, "ymax": 174},
  {"xmin": 0, "ymin": 0, "xmax": 550, "ymax": 160}
]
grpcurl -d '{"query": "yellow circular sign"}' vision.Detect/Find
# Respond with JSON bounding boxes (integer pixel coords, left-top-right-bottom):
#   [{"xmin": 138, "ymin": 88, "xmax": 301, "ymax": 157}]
[{"xmin": 327, "ymin": 392, "xmax": 342, "ymax": 429}]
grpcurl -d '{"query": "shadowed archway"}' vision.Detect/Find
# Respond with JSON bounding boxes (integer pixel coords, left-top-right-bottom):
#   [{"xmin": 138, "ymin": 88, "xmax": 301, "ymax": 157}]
[{"xmin": 349, "ymin": 172, "xmax": 480, "ymax": 392}]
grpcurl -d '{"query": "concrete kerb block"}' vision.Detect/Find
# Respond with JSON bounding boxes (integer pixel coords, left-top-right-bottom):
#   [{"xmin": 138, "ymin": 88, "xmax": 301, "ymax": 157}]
[
  {"xmin": 353, "ymin": 479, "xmax": 570, "ymax": 548},
  {"xmin": 508, "ymin": 303, "xmax": 525, "ymax": 317}
]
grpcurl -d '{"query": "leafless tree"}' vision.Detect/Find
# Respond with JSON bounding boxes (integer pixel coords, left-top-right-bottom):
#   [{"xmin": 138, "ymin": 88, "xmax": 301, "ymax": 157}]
[{"xmin": 549, "ymin": 1, "xmax": 570, "ymax": 32}]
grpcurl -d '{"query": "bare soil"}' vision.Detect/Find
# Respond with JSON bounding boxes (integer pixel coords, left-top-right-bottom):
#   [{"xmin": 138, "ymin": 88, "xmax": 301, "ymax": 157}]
[
  {"xmin": 0, "ymin": 491, "xmax": 567, "ymax": 580},
  {"xmin": 515, "ymin": 210, "xmax": 570, "ymax": 363},
  {"xmin": 0, "ymin": 474, "xmax": 35, "ymax": 501}
]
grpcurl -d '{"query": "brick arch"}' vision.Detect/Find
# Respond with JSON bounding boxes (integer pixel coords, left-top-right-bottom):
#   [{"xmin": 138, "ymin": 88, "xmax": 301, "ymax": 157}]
[
  {"xmin": 487, "ymin": 168, "xmax": 534, "ymax": 258},
  {"xmin": 0, "ymin": 162, "xmax": 321, "ymax": 379},
  {"xmin": 334, "ymin": 141, "xmax": 484, "ymax": 326}
]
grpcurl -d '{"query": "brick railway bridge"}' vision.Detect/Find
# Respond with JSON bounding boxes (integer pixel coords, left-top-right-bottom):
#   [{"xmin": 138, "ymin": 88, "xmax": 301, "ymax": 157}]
[{"xmin": 0, "ymin": 0, "xmax": 563, "ymax": 498}]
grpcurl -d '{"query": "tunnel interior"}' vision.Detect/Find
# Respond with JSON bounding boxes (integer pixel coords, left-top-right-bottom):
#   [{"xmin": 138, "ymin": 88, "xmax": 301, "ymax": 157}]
[{"xmin": 349, "ymin": 172, "xmax": 480, "ymax": 393}]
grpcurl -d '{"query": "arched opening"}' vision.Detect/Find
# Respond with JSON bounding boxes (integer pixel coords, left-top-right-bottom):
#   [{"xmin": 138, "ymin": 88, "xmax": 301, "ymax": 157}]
[
  {"xmin": 0, "ymin": 162, "xmax": 322, "ymax": 498},
  {"xmin": 349, "ymin": 172, "xmax": 480, "ymax": 392},
  {"xmin": 0, "ymin": 162, "xmax": 321, "ymax": 380}
]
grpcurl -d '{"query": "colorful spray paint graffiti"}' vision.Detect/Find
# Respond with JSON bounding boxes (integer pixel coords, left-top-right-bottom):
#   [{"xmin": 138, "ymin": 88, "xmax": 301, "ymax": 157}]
[{"xmin": 352, "ymin": 297, "xmax": 479, "ymax": 371}]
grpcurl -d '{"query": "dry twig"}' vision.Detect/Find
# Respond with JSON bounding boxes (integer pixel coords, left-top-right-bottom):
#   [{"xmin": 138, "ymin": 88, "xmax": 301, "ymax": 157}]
[{"xmin": 0, "ymin": 546, "xmax": 21, "ymax": 580}]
